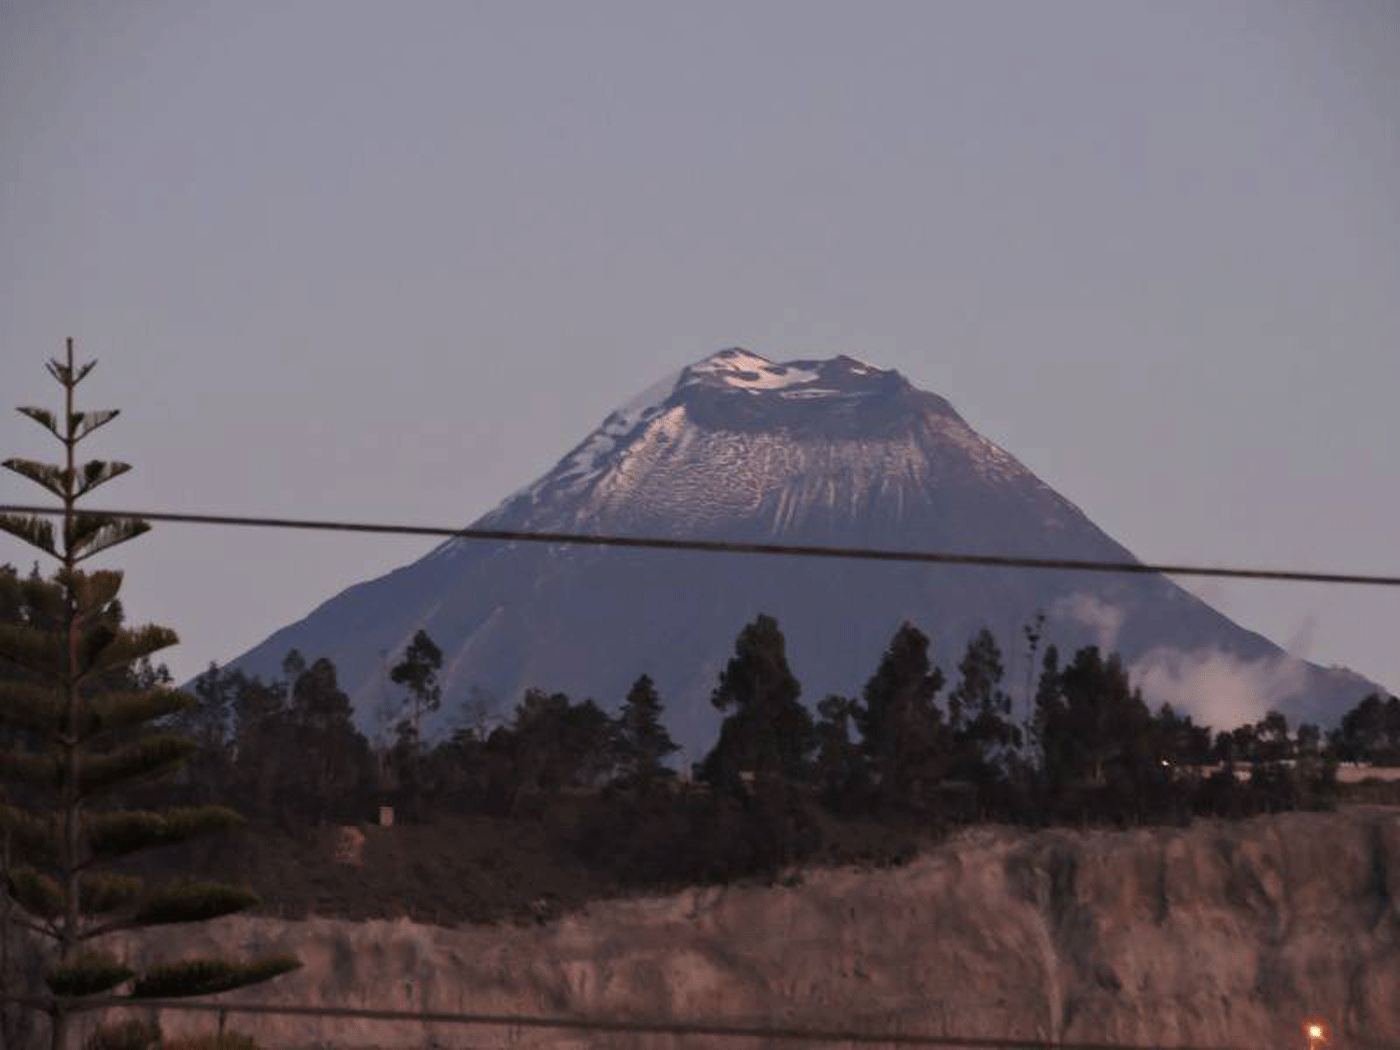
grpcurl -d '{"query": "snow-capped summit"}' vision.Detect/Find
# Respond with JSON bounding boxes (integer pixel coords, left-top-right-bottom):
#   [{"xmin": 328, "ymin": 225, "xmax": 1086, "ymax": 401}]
[
  {"xmin": 680, "ymin": 347, "xmax": 834, "ymax": 394},
  {"xmin": 598, "ymin": 349, "xmax": 903, "ymax": 412},
  {"xmin": 225, "ymin": 349, "xmax": 1372, "ymax": 748},
  {"xmin": 674, "ymin": 348, "xmax": 908, "ymax": 399},
  {"xmin": 482, "ymin": 348, "xmax": 1028, "ymax": 540}
]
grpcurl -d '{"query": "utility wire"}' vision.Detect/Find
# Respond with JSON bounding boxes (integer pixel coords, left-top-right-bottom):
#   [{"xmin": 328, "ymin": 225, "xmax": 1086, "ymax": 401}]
[
  {"xmin": 0, "ymin": 994, "xmax": 1257, "ymax": 1050},
  {"xmin": 2, "ymin": 503, "xmax": 1398, "ymax": 588}
]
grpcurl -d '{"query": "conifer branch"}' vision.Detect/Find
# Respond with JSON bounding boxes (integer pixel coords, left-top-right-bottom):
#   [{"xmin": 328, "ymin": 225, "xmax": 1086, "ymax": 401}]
[
  {"xmin": 5, "ymin": 866, "xmax": 62, "ymax": 918},
  {"xmin": 73, "ymin": 461, "xmax": 131, "ymax": 499},
  {"xmin": 45, "ymin": 357, "xmax": 96, "ymax": 388},
  {"xmin": 1, "ymin": 458, "xmax": 69, "ymax": 500},
  {"xmin": 0, "ymin": 513, "xmax": 59, "ymax": 558},
  {"xmin": 0, "ymin": 804, "xmax": 60, "ymax": 863},
  {"xmin": 77, "ymin": 735, "xmax": 198, "ymax": 798},
  {"xmin": 67, "ymin": 514, "xmax": 151, "ymax": 564},
  {"xmin": 78, "ymin": 873, "xmax": 144, "ymax": 915},
  {"xmin": 77, "ymin": 687, "xmax": 195, "ymax": 742},
  {"xmin": 70, "ymin": 410, "xmax": 119, "ymax": 441},
  {"xmin": 83, "ymin": 806, "xmax": 244, "ymax": 860},
  {"xmin": 0, "ymin": 622, "xmax": 65, "ymax": 679},
  {"xmin": 17, "ymin": 406, "xmax": 62, "ymax": 439},
  {"xmin": 77, "ymin": 625, "xmax": 180, "ymax": 680},
  {"xmin": 0, "ymin": 681, "xmax": 64, "ymax": 737},
  {"xmin": 130, "ymin": 955, "xmax": 300, "ymax": 999},
  {"xmin": 0, "ymin": 749, "xmax": 61, "ymax": 788},
  {"xmin": 0, "ymin": 899, "xmax": 58, "ymax": 939},
  {"xmin": 45, "ymin": 952, "xmax": 133, "ymax": 996},
  {"xmin": 19, "ymin": 570, "xmax": 67, "ymax": 621},
  {"xmin": 131, "ymin": 880, "xmax": 259, "ymax": 927}
]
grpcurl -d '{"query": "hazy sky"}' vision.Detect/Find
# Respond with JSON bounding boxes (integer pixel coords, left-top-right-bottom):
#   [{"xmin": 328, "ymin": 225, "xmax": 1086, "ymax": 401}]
[{"xmin": 2, "ymin": 1, "xmax": 1397, "ymax": 711}]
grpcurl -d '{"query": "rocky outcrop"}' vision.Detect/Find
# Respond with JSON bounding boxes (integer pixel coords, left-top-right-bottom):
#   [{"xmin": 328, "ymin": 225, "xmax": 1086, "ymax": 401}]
[{"xmin": 50, "ymin": 809, "xmax": 1400, "ymax": 1049}]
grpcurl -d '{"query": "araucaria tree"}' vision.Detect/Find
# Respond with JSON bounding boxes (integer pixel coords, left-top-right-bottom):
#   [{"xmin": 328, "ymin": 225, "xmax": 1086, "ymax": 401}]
[{"xmin": 0, "ymin": 341, "xmax": 297, "ymax": 1050}]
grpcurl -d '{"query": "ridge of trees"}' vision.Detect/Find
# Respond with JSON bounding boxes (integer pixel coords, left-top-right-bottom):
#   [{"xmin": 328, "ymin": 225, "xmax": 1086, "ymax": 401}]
[
  {"xmin": 37, "ymin": 603, "xmax": 1385, "ymax": 877},
  {"xmin": 8, "ymin": 578, "xmax": 1389, "ymax": 836}
]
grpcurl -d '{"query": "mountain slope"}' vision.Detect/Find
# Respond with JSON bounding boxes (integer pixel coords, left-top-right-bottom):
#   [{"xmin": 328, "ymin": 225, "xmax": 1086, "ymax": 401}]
[{"xmin": 227, "ymin": 349, "xmax": 1370, "ymax": 747}]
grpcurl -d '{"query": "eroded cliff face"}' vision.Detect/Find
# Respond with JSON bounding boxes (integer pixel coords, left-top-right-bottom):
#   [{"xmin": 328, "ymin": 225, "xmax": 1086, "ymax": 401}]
[{"xmin": 56, "ymin": 809, "xmax": 1400, "ymax": 1049}]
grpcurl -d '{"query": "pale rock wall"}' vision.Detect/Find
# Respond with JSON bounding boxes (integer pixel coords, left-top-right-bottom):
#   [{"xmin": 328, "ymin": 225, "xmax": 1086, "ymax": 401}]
[{"xmin": 50, "ymin": 809, "xmax": 1400, "ymax": 1049}]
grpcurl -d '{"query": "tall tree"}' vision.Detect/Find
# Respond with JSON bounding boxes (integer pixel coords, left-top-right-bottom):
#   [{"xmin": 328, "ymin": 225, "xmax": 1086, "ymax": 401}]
[
  {"xmin": 389, "ymin": 628, "xmax": 443, "ymax": 750},
  {"xmin": 1253, "ymin": 710, "xmax": 1293, "ymax": 764},
  {"xmin": 0, "ymin": 341, "xmax": 296, "ymax": 1049},
  {"xmin": 947, "ymin": 628, "xmax": 1020, "ymax": 788},
  {"xmin": 1151, "ymin": 703, "xmax": 1213, "ymax": 768},
  {"xmin": 170, "ymin": 663, "xmax": 236, "ymax": 804},
  {"xmin": 228, "ymin": 667, "xmax": 290, "ymax": 821},
  {"xmin": 1330, "ymin": 693, "xmax": 1400, "ymax": 765},
  {"xmin": 1029, "ymin": 644, "xmax": 1062, "ymax": 771},
  {"xmin": 286, "ymin": 657, "xmax": 375, "ymax": 824},
  {"xmin": 812, "ymin": 695, "xmax": 866, "ymax": 808},
  {"xmin": 854, "ymin": 622, "xmax": 947, "ymax": 810},
  {"xmin": 613, "ymin": 675, "xmax": 679, "ymax": 789},
  {"xmin": 382, "ymin": 630, "xmax": 443, "ymax": 818},
  {"xmin": 1042, "ymin": 646, "xmax": 1152, "ymax": 787},
  {"xmin": 506, "ymin": 689, "xmax": 615, "ymax": 802},
  {"xmin": 699, "ymin": 614, "xmax": 814, "ymax": 791},
  {"xmin": 1019, "ymin": 611, "xmax": 1045, "ymax": 739}
]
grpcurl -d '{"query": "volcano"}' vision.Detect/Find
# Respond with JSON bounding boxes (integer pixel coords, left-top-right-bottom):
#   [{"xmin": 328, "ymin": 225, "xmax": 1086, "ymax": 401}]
[{"xmin": 225, "ymin": 349, "xmax": 1370, "ymax": 750}]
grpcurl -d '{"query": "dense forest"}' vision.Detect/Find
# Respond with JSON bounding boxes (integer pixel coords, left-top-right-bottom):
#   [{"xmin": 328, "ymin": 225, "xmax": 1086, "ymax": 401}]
[{"xmin": 6, "ymin": 560, "xmax": 1396, "ymax": 893}]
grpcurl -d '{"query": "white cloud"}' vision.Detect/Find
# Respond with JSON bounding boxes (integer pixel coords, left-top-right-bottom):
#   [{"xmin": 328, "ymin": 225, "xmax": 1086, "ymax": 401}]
[
  {"xmin": 1129, "ymin": 646, "xmax": 1310, "ymax": 731},
  {"xmin": 1052, "ymin": 592, "xmax": 1126, "ymax": 652}
]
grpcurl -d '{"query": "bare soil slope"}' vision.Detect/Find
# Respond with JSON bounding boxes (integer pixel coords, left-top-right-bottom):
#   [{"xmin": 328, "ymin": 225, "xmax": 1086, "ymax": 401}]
[{"xmin": 61, "ymin": 808, "xmax": 1400, "ymax": 1050}]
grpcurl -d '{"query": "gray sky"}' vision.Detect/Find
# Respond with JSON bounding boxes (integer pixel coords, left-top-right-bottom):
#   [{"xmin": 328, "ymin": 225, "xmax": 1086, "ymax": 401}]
[{"xmin": 2, "ymin": 1, "xmax": 1397, "ymax": 711}]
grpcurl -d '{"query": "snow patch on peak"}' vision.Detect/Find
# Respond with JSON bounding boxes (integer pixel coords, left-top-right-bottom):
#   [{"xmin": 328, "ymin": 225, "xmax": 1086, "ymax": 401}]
[{"xmin": 682, "ymin": 348, "xmax": 820, "ymax": 393}]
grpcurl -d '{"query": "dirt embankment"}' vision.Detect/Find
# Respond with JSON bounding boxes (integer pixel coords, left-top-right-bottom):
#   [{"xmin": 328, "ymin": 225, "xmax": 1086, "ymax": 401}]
[{"xmin": 28, "ymin": 809, "xmax": 1400, "ymax": 1049}]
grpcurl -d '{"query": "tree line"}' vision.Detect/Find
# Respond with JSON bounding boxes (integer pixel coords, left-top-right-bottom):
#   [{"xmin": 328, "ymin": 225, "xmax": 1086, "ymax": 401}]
[
  {"xmin": 7, "ymin": 563, "xmax": 1396, "ymax": 839},
  {"xmin": 14, "ymin": 594, "xmax": 1373, "ymax": 882}
]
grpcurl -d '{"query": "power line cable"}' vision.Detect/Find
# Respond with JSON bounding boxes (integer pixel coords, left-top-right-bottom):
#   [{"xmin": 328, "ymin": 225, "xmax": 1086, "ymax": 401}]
[
  {"xmin": 0, "ymin": 994, "xmax": 1260, "ymax": 1050},
  {"xmin": 2, "ymin": 503, "xmax": 1398, "ymax": 588}
]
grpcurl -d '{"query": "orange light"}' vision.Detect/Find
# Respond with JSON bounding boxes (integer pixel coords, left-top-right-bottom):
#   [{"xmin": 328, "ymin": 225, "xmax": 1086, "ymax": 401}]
[{"xmin": 1304, "ymin": 1019, "xmax": 1329, "ymax": 1045}]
